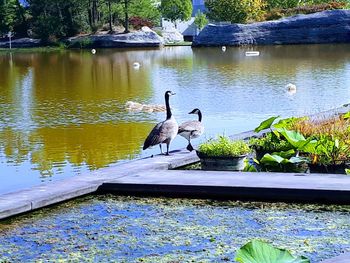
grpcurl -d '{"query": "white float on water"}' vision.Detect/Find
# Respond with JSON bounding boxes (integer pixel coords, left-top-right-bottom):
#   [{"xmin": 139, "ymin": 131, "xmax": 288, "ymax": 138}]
[
  {"xmin": 286, "ymin": 83, "xmax": 297, "ymax": 94},
  {"xmin": 221, "ymin": 46, "xmax": 226, "ymax": 52},
  {"xmin": 133, "ymin": 62, "xmax": 141, "ymax": 69},
  {"xmin": 245, "ymin": 51, "xmax": 260, "ymax": 56},
  {"xmin": 91, "ymin": 49, "xmax": 96, "ymax": 54}
]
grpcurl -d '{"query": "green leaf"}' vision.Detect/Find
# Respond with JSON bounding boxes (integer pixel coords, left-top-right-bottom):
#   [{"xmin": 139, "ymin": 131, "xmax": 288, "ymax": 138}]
[
  {"xmin": 343, "ymin": 112, "xmax": 350, "ymax": 120},
  {"xmin": 235, "ymin": 239, "xmax": 310, "ymax": 263},
  {"xmin": 260, "ymin": 154, "xmax": 285, "ymax": 164},
  {"xmin": 255, "ymin": 116, "xmax": 280, "ymax": 133},
  {"xmin": 271, "ymin": 150, "xmax": 295, "ymax": 159},
  {"xmin": 276, "ymin": 128, "xmax": 316, "ymax": 151},
  {"xmin": 346, "ymin": 169, "xmax": 350, "ymax": 175}
]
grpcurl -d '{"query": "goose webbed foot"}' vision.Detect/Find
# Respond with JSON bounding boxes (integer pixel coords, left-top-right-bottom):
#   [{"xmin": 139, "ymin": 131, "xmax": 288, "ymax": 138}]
[{"xmin": 186, "ymin": 143, "xmax": 194, "ymax": 152}]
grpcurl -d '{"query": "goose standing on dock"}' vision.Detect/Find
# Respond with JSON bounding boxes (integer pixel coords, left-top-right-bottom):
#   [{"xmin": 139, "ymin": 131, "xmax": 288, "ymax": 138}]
[
  {"xmin": 178, "ymin": 108, "xmax": 204, "ymax": 152},
  {"xmin": 143, "ymin": 91, "xmax": 178, "ymax": 155}
]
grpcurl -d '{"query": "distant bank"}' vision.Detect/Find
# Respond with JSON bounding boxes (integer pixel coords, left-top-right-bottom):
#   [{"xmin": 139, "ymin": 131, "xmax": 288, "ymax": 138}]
[{"xmin": 1, "ymin": 10, "xmax": 350, "ymax": 49}]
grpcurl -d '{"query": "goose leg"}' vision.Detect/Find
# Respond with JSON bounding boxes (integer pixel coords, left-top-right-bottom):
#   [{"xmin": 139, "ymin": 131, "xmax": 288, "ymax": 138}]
[
  {"xmin": 186, "ymin": 139, "xmax": 194, "ymax": 152},
  {"xmin": 159, "ymin": 144, "xmax": 163, "ymax": 155},
  {"xmin": 166, "ymin": 143, "xmax": 170, "ymax": 156}
]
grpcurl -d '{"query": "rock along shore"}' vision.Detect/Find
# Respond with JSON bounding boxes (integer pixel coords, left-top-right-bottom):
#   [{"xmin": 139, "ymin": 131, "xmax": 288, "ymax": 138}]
[
  {"xmin": 192, "ymin": 10, "xmax": 350, "ymax": 47},
  {"xmin": 0, "ymin": 27, "xmax": 164, "ymax": 49}
]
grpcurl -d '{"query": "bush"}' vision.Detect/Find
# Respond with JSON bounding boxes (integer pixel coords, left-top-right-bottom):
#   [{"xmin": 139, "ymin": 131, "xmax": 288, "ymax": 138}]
[
  {"xmin": 198, "ymin": 136, "xmax": 250, "ymax": 157},
  {"xmin": 129, "ymin": 16, "xmax": 153, "ymax": 30},
  {"xmin": 264, "ymin": 0, "xmax": 347, "ymax": 19},
  {"xmin": 205, "ymin": 0, "xmax": 266, "ymax": 23}
]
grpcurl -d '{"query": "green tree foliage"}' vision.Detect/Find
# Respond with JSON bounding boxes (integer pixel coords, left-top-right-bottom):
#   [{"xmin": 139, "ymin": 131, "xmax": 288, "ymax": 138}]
[
  {"xmin": 194, "ymin": 10, "xmax": 208, "ymax": 31},
  {"xmin": 28, "ymin": 0, "xmax": 90, "ymax": 40},
  {"xmin": 160, "ymin": 0, "xmax": 192, "ymax": 24},
  {"xmin": 265, "ymin": 0, "xmax": 349, "ymax": 10},
  {"xmin": 205, "ymin": 0, "xmax": 266, "ymax": 23},
  {"xmin": 129, "ymin": 0, "xmax": 161, "ymax": 25},
  {"xmin": 0, "ymin": 0, "xmax": 27, "ymax": 36}
]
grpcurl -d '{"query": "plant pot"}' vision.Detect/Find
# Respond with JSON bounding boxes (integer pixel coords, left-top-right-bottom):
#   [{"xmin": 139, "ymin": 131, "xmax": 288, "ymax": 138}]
[
  {"xmin": 309, "ymin": 163, "xmax": 350, "ymax": 174},
  {"xmin": 196, "ymin": 151, "xmax": 247, "ymax": 171}
]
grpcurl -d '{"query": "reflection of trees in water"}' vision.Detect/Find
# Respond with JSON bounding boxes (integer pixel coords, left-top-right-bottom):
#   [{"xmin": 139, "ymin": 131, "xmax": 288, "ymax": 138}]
[
  {"xmin": 0, "ymin": 122, "xmax": 153, "ymax": 176},
  {"xmin": 192, "ymin": 45, "xmax": 350, "ymax": 80},
  {"xmin": 0, "ymin": 50, "xmax": 162, "ymax": 177}
]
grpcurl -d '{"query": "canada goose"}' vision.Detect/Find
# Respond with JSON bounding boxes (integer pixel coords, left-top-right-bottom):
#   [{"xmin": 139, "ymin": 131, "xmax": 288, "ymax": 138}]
[
  {"xmin": 178, "ymin": 108, "xmax": 204, "ymax": 152},
  {"xmin": 143, "ymin": 90, "xmax": 178, "ymax": 155},
  {"xmin": 125, "ymin": 101, "xmax": 167, "ymax": 113}
]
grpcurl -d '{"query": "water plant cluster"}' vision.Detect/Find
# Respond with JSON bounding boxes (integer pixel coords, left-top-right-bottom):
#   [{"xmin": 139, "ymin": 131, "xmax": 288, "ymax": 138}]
[
  {"xmin": 198, "ymin": 112, "xmax": 350, "ymax": 174},
  {"xmin": 250, "ymin": 113, "xmax": 350, "ymax": 173}
]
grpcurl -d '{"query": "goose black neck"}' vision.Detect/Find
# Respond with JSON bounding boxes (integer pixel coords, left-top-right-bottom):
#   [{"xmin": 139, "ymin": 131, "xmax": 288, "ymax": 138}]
[
  {"xmin": 165, "ymin": 93, "xmax": 172, "ymax": 119},
  {"xmin": 198, "ymin": 111, "xmax": 202, "ymax": 122}
]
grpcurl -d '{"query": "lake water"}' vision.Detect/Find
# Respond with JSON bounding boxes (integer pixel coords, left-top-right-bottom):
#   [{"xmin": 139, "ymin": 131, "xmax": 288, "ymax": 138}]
[
  {"xmin": 0, "ymin": 195, "xmax": 350, "ymax": 262},
  {"xmin": 0, "ymin": 45, "xmax": 350, "ymax": 193}
]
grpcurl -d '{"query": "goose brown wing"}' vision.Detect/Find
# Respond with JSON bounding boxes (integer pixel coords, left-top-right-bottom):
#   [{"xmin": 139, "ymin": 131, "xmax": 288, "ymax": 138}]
[{"xmin": 143, "ymin": 121, "xmax": 166, "ymax": 150}]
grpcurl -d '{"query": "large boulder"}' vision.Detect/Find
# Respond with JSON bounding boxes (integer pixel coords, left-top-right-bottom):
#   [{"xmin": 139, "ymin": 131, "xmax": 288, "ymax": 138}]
[
  {"xmin": 192, "ymin": 10, "xmax": 350, "ymax": 46},
  {"xmin": 161, "ymin": 29, "xmax": 184, "ymax": 44},
  {"xmin": 0, "ymin": 38, "xmax": 41, "ymax": 48},
  {"xmin": 68, "ymin": 27, "xmax": 164, "ymax": 48}
]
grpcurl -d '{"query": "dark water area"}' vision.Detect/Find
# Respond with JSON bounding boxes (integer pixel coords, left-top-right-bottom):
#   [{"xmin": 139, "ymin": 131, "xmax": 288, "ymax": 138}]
[
  {"xmin": 0, "ymin": 45, "xmax": 350, "ymax": 193},
  {"xmin": 0, "ymin": 196, "xmax": 349, "ymax": 262}
]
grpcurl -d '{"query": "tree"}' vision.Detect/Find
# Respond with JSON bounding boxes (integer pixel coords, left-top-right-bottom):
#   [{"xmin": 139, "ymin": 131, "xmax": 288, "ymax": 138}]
[
  {"xmin": 205, "ymin": 0, "xmax": 265, "ymax": 23},
  {"xmin": 129, "ymin": 0, "xmax": 161, "ymax": 26},
  {"xmin": 160, "ymin": 0, "xmax": 192, "ymax": 27},
  {"xmin": 194, "ymin": 10, "xmax": 208, "ymax": 31},
  {"xmin": 28, "ymin": 0, "xmax": 90, "ymax": 40},
  {"xmin": 0, "ymin": 0, "xmax": 27, "ymax": 36}
]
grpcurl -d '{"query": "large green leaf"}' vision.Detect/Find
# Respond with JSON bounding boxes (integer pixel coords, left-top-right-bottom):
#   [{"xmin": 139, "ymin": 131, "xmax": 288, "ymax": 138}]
[
  {"xmin": 255, "ymin": 116, "xmax": 280, "ymax": 133},
  {"xmin": 276, "ymin": 128, "xmax": 316, "ymax": 151},
  {"xmin": 260, "ymin": 154, "xmax": 284, "ymax": 165},
  {"xmin": 235, "ymin": 240, "xmax": 310, "ymax": 263}
]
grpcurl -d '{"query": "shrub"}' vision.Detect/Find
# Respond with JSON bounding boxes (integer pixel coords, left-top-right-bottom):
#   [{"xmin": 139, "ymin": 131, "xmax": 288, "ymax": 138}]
[
  {"xmin": 249, "ymin": 133, "xmax": 293, "ymax": 152},
  {"xmin": 205, "ymin": 0, "xmax": 266, "ymax": 23},
  {"xmin": 198, "ymin": 136, "xmax": 250, "ymax": 157},
  {"xmin": 129, "ymin": 16, "xmax": 153, "ymax": 30}
]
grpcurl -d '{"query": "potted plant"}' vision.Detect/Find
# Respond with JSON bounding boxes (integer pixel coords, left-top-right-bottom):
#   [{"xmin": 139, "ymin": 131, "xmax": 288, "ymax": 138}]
[
  {"xmin": 197, "ymin": 136, "xmax": 250, "ymax": 171},
  {"xmin": 249, "ymin": 133, "xmax": 293, "ymax": 160},
  {"xmin": 308, "ymin": 135, "xmax": 350, "ymax": 174}
]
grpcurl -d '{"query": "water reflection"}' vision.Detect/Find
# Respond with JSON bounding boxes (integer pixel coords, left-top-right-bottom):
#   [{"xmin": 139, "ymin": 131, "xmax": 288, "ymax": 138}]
[{"xmin": 0, "ymin": 45, "xmax": 350, "ymax": 193}]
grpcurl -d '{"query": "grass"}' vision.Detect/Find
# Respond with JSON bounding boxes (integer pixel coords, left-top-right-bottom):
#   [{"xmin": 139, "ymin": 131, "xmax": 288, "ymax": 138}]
[
  {"xmin": 164, "ymin": 41, "xmax": 192, "ymax": 46},
  {"xmin": 0, "ymin": 47, "xmax": 64, "ymax": 53}
]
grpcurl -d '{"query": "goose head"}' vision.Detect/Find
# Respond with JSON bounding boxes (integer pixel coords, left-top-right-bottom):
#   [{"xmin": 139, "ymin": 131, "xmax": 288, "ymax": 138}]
[
  {"xmin": 165, "ymin": 90, "xmax": 176, "ymax": 97},
  {"xmin": 188, "ymin": 108, "xmax": 200, "ymax": 115}
]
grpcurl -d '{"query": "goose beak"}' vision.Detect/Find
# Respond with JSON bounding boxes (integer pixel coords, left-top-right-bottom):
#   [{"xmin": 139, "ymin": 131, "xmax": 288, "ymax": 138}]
[
  {"xmin": 171, "ymin": 92, "xmax": 176, "ymax": 96},
  {"xmin": 188, "ymin": 111, "xmax": 193, "ymax": 114}
]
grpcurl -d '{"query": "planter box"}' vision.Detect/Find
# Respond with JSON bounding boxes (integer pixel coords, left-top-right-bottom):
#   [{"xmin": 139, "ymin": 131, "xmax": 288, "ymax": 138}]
[
  {"xmin": 309, "ymin": 163, "xmax": 350, "ymax": 174},
  {"xmin": 196, "ymin": 151, "xmax": 247, "ymax": 171}
]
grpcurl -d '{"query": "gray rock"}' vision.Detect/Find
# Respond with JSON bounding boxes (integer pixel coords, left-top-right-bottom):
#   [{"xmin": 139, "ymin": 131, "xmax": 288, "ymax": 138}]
[
  {"xmin": 68, "ymin": 28, "xmax": 164, "ymax": 48},
  {"xmin": 162, "ymin": 29, "xmax": 184, "ymax": 44},
  {"xmin": 193, "ymin": 10, "xmax": 350, "ymax": 46},
  {"xmin": 0, "ymin": 38, "xmax": 42, "ymax": 48}
]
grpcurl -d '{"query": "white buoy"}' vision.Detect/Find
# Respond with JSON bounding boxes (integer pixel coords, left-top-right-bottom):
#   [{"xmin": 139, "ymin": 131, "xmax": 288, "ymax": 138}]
[
  {"xmin": 221, "ymin": 46, "xmax": 226, "ymax": 52},
  {"xmin": 286, "ymin": 83, "xmax": 297, "ymax": 95},
  {"xmin": 91, "ymin": 49, "xmax": 96, "ymax": 54},
  {"xmin": 133, "ymin": 62, "xmax": 141, "ymax": 69},
  {"xmin": 245, "ymin": 51, "xmax": 260, "ymax": 56}
]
